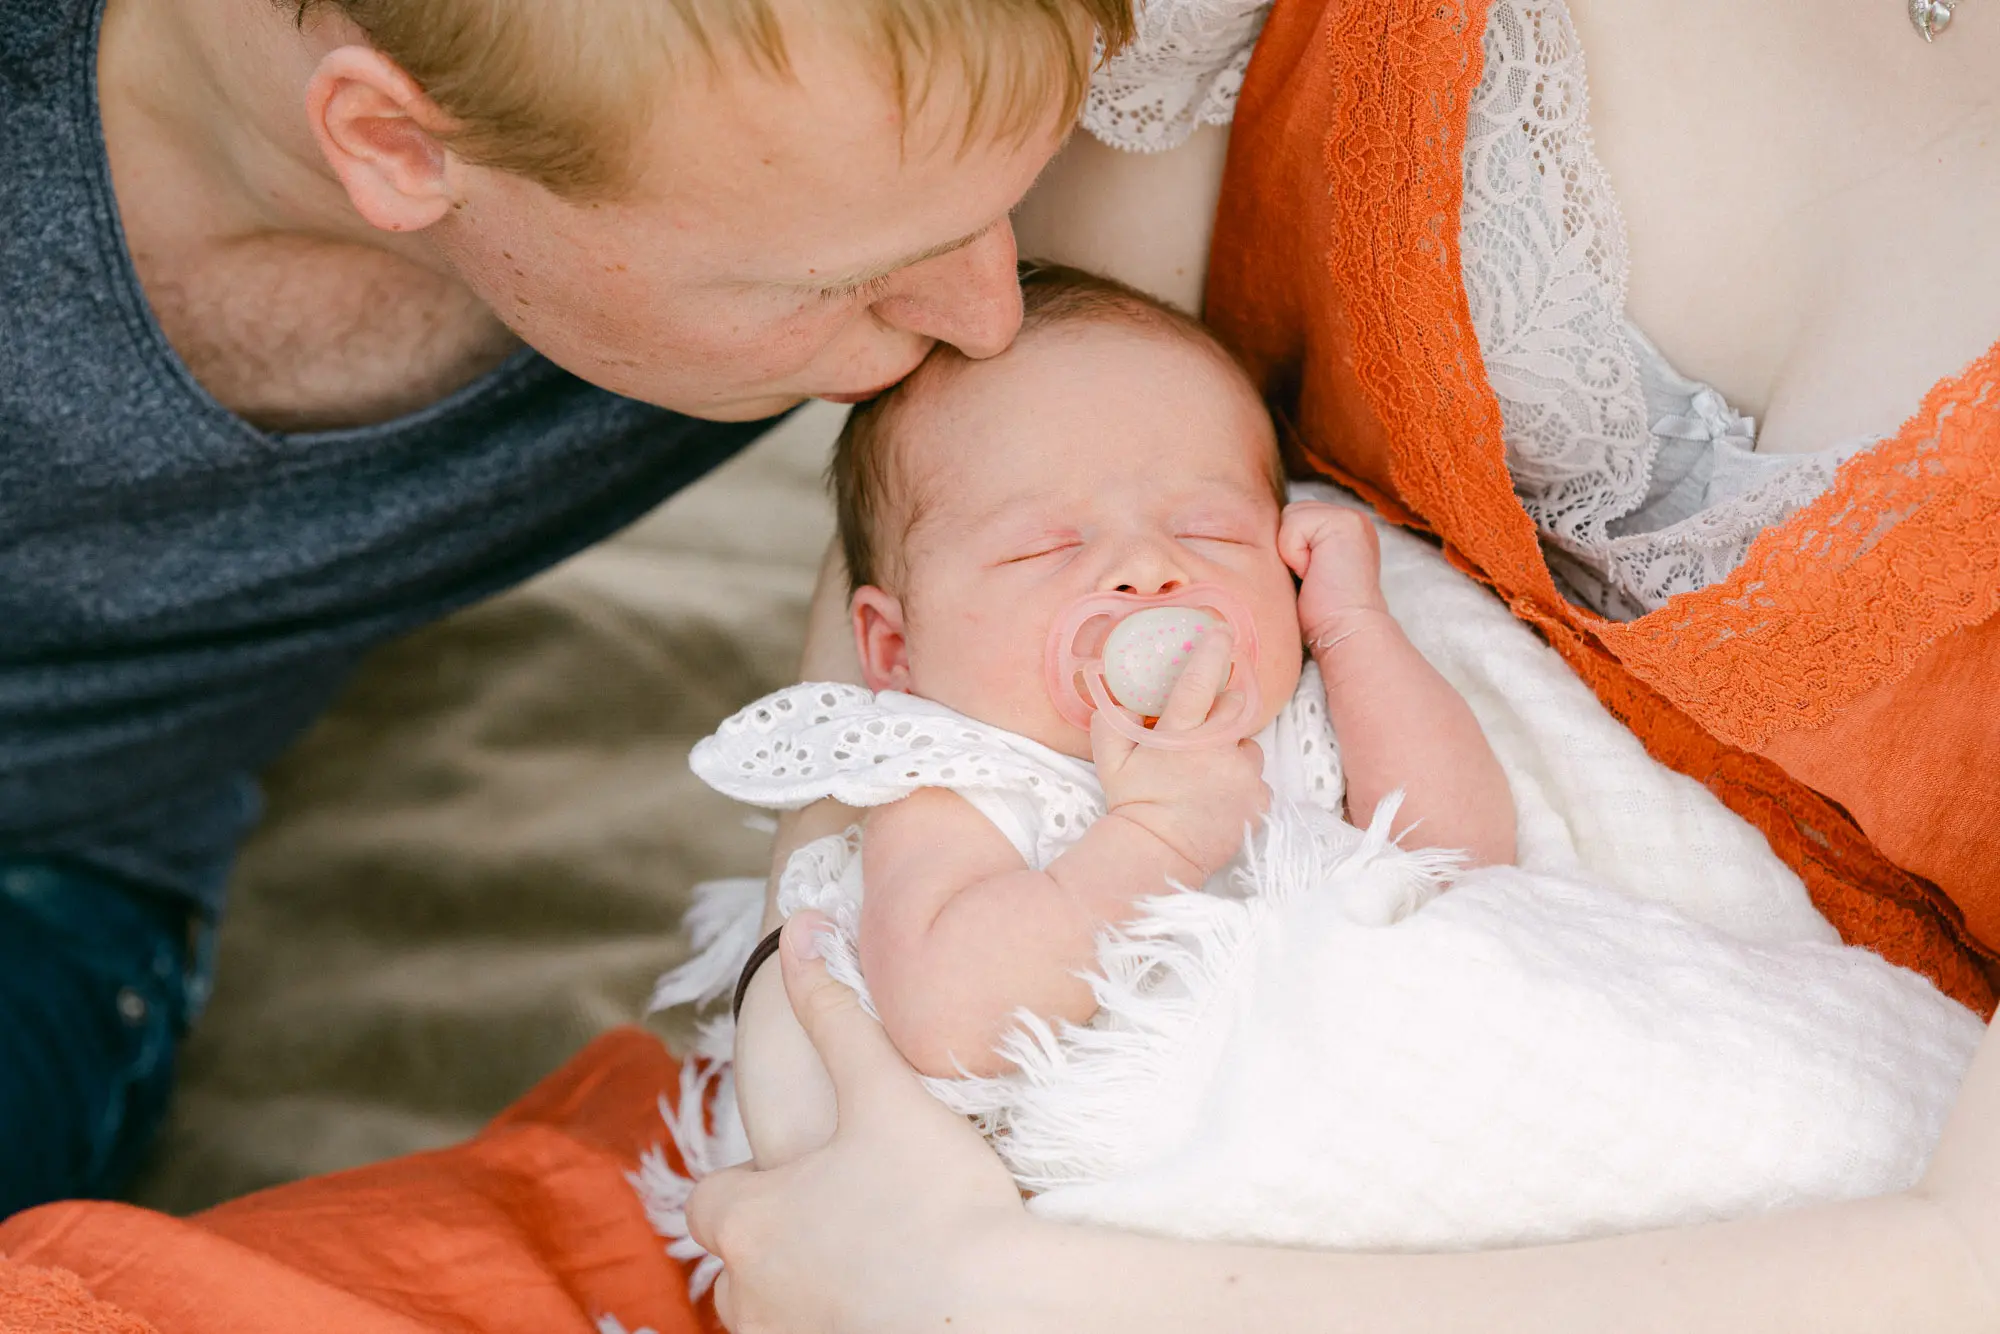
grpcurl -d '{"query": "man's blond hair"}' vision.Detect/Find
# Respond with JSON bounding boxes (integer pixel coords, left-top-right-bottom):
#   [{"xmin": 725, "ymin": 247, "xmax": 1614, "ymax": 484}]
[{"xmin": 289, "ymin": 0, "xmax": 1137, "ymax": 197}]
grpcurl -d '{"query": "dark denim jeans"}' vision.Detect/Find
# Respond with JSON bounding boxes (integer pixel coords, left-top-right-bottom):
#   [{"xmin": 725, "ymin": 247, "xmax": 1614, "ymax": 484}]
[{"xmin": 0, "ymin": 860, "xmax": 214, "ymax": 1218}]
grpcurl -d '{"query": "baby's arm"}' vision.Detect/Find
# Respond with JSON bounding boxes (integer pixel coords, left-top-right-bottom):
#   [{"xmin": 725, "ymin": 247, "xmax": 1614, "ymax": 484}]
[
  {"xmin": 1280, "ymin": 502, "xmax": 1516, "ymax": 865},
  {"xmin": 861, "ymin": 633, "xmax": 1269, "ymax": 1080}
]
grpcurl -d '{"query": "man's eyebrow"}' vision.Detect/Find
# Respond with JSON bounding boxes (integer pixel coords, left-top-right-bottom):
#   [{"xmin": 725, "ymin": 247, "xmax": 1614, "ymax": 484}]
[{"xmin": 809, "ymin": 222, "xmax": 995, "ymax": 289}]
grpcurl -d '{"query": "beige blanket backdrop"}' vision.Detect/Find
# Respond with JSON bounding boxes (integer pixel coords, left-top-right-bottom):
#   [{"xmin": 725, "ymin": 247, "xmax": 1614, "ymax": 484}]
[{"xmin": 129, "ymin": 404, "xmax": 846, "ymax": 1215}]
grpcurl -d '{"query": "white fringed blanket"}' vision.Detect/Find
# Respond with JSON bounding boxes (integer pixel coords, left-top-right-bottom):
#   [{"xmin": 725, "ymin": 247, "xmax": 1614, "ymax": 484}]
[{"xmin": 641, "ymin": 487, "xmax": 1981, "ymax": 1272}]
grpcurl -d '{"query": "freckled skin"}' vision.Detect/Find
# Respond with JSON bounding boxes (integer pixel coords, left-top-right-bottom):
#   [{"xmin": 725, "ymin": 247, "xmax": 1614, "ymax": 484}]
[{"xmin": 424, "ymin": 40, "xmax": 1061, "ymax": 422}]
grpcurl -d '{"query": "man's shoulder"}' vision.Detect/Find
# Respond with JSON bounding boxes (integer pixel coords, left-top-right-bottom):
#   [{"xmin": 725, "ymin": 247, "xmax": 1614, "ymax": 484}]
[
  {"xmin": 0, "ymin": 0, "xmax": 87, "ymax": 102},
  {"xmin": 0, "ymin": 0, "xmax": 99, "ymax": 286}
]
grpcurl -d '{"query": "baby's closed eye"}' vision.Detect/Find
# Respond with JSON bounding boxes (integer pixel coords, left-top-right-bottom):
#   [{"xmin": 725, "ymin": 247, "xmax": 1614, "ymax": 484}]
[{"xmin": 1000, "ymin": 541, "xmax": 1081, "ymax": 565}]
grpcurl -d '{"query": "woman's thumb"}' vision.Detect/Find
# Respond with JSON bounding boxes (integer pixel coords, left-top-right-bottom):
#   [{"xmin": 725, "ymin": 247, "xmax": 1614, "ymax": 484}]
[{"xmin": 778, "ymin": 911, "xmax": 922, "ymax": 1119}]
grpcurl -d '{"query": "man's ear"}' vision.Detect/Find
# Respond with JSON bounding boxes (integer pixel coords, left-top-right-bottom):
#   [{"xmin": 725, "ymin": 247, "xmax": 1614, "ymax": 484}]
[
  {"xmin": 851, "ymin": 586, "xmax": 913, "ymax": 693},
  {"xmin": 305, "ymin": 46, "xmax": 459, "ymax": 234}
]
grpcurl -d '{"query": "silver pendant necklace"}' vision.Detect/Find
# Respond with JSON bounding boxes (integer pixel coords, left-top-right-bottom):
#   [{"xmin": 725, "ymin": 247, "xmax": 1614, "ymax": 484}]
[{"xmin": 1910, "ymin": 0, "xmax": 1959, "ymax": 40}]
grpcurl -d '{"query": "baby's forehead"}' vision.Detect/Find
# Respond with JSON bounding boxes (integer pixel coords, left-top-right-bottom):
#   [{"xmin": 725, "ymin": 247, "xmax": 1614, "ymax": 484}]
[
  {"xmin": 895, "ymin": 316, "xmax": 1251, "ymax": 459},
  {"xmin": 879, "ymin": 312, "xmax": 1278, "ymax": 541},
  {"xmin": 904, "ymin": 435, "xmax": 1273, "ymax": 547}
]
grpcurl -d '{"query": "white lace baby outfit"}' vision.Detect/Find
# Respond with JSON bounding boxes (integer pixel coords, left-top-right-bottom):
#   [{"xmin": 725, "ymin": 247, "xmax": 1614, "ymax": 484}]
[
  {"xmin": 1088, "ymin": 0, "xmax": 1874, "ymax": 620},
  {"xmin": 691, "ymin": 663, "xmax": 1343, "ymax": 906}
]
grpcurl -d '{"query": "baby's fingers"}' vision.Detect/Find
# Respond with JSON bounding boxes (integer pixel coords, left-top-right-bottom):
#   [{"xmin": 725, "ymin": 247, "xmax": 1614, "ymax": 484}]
[
  {"xmin": 1089, "ymin": 706, "xmax": 1138, "ymax": 772},
  {"xmin": 1154, "ymin": 624, "xmax": 1237, "ymax": 734},
  {"xmin": 1236, "ymin": 736, "xmax": 1266, "ymax": 782},
  {"xmin": 1279, "ymin": 501, "xmax": 1333, "ymax": 576}
]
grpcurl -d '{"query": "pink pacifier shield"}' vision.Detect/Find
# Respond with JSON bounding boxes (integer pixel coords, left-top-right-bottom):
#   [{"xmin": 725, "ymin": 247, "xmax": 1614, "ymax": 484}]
[{"xmin": 1044, "ymin": 583, "xmax": 1262, "ymax": 750}]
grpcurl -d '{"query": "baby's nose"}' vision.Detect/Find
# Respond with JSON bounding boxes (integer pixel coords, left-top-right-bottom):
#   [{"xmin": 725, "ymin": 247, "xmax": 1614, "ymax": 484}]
[
  {"xmin": 1114, "ymin": 574, "xmax": 1186, "ymax": 596},
  {"xmin": 1105, "ymin": 540, "xmax": 1188, "ymax": 597}
]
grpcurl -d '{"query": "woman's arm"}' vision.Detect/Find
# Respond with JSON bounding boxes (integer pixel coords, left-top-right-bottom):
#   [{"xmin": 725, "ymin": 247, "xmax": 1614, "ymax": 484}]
[
  {"xmin": 1012, "ymin": 124, "xmax": 1233, "ymax": 314},
  {"xmin": 989, "ymin": 1056, "xmax": 2000, "ymax": 1334},
  {"xmin": 729, "ymin": 544, "xmax": 855, "ymax": 1167},
  {"xmin": 693, "ymin": 923, "xmax": 2000, "ymax": 1334}
]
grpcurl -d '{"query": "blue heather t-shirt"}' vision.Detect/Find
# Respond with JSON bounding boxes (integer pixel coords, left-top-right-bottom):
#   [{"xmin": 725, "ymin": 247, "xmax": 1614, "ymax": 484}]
[{"xmin": 1, "ymin": 0, "xmax": 777, "ymax": 914}]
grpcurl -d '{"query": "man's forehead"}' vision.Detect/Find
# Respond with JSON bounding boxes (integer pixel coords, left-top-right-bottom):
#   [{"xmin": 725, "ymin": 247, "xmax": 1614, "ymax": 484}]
[
  {"xmin": 632, "ymin": 44, "xmax": 1062, "ymax": 275},
  {"xmin": 641, "ymin": 9, "xmax": 1074, "ymax": 182},
  {"xmin": 654, "ymin": 0, "xmax": 1099, "ymax": 151}
]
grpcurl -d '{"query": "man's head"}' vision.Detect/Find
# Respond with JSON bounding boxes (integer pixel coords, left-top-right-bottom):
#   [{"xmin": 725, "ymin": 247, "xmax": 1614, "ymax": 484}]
[
  {"xmin": 829, "ymin": 263, "xmax": 1300, "ymax": 757},
  {"xmin": 287, "ymin": 0, "xmax": 1135, "ymax": 420}
]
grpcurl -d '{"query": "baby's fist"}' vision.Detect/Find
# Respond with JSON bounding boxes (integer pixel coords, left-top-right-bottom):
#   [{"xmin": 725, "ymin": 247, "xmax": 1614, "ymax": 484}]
[
  {"xmin": 1090, "ymin": 626, "xmax": 1269, "ymax": 881},
  {"xmin": 1279, "ymin": 501, "xmax": 1388, "ymax": 644},
  {"xmin": 1094, "ymin": 720, "xmax": 1269, "ymax": 883}
]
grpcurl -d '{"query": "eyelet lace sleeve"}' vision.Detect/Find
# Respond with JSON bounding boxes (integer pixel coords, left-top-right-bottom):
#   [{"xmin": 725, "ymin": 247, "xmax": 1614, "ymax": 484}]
[
  {"xmin": 1271, "ymin": 660, "xmax": 1345, "ymax": 814},
  {"xmin": 1082, "ymin": 0, "xmax": 1273, "ymax": 152},
  {"xmin": 690, "ymin": 682, "xmax": 1107, "ymax": 866}
]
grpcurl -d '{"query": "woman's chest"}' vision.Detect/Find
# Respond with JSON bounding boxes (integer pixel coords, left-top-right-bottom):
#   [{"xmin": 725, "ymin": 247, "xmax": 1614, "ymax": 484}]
[{"xmin": 1565, "ymin": 0, "xmax": 2000, "ymax": 451}]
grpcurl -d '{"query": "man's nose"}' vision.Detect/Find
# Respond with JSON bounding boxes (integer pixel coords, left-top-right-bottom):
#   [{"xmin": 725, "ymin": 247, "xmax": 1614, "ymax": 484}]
[{"xmin": 875, "ymin": 223, "xmax": 1023, "ymax": 360}]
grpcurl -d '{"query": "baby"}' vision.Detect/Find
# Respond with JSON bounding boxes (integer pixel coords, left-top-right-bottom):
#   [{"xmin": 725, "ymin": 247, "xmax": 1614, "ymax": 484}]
[
  {"xmin": 675, "ymin": 266, "xmax": 1978, "ymax": 1253},
  {"xmin": 814, "ymin": 264, "xmax": 1515, "ymax": 1078}
]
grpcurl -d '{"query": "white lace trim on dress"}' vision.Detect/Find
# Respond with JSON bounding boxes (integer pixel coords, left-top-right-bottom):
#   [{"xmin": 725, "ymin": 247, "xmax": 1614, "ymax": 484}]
[
  {"xmin": 1081, "ymin": 0, "xmax": 1270, "ymax": 152},
  {"xmin": 1461, "ymin": 0, "xmax": 1654, "ymax": 560},
  {"xmin": 1458, "ymin": 0, "xmax": 1875, "ymax": 618}
]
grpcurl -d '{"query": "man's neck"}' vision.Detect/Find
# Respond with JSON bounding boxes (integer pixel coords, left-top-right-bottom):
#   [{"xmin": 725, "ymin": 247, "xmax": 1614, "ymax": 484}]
[
  {"xmin": 100, "ymin": 0, "xmax": 438, "ymax": 268},
  {"xmin": 94, "ymin": 0, "xmax": 520, "ymax": 431}
]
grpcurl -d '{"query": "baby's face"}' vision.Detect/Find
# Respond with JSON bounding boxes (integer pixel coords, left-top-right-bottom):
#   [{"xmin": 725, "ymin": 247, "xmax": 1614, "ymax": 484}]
[{"xmin": 859, "ymin": 321, "xmax": 1303, "ymax": 760}]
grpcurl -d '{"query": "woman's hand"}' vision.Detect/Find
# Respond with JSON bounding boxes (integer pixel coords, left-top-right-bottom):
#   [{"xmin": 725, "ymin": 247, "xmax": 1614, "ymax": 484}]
[{"xmin": 687, "ymin": 911, "xmax": 1030, "ymax": 1333}]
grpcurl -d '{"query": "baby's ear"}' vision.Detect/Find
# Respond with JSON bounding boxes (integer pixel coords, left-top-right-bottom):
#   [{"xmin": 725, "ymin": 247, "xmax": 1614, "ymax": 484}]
[{"xmin": 851, "ymin": 586, "xmax": 913, "ymax": 693}]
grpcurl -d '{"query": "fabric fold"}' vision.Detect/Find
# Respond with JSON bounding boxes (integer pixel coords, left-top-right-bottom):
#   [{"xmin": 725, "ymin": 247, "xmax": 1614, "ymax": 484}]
[{"xmin": 0, "ymin": 1029, "xmax": 714, "ymax": 1334}]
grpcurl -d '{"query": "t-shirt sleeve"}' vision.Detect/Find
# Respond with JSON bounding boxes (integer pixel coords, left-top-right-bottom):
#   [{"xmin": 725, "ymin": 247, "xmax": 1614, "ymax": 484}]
[{"xmin": 1081, "ymin": 0, "xmax": 1274, "ymax": 153}]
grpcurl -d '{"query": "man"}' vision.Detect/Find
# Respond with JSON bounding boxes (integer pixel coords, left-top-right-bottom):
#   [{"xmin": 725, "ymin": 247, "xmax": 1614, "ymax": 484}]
[{"xmin": 0, "ymin": 0, "xmax": 1132, "ymax": 1215}]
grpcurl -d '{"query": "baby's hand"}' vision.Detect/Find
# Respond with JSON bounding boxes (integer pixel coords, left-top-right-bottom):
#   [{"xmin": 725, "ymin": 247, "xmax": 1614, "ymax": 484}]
[
  {"xmin": 1091, "ymin": 626, "xmax": 1270, "ymax": 882},
  {"xmin": 1279, "ymin": 501, "xmax": 1390, "ymax": 647}
]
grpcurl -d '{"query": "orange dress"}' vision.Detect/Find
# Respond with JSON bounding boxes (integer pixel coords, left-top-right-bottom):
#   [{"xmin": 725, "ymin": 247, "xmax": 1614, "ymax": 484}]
[
  {"xmin": 0, "ymin": 1029, "xmax": 721, "ymax": 1334},
  {"xmin": 1206, "ymin": 0, "xmax": 2000, "ymax": 1015}
]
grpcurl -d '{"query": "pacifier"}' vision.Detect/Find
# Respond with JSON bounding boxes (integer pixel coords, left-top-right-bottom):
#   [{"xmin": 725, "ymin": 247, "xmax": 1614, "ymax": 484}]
[{"xmin": 1043, "ymin": 583, "xmax": 1262, "ymax": 750}]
